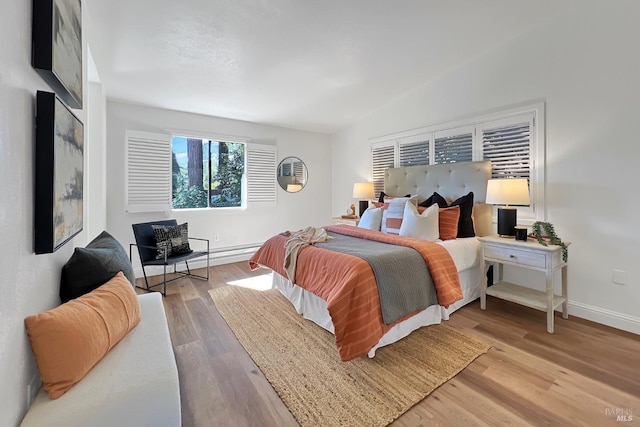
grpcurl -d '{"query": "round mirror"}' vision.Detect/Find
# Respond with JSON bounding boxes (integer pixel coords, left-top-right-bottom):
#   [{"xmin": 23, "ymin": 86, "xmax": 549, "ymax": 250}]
[{"xmin": 277, "ymin": 156, "xmax": 308, "ymax": 193}]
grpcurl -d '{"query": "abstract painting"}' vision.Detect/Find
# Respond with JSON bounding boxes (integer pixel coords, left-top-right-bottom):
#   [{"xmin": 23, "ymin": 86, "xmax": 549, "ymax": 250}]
[
  {"xmin": 35, "ymin": 91, "xmax": 84, "ymax": 254},
  {"xmin": 32, "ymin": 0, "xmax": 83, "ymax": 108}
]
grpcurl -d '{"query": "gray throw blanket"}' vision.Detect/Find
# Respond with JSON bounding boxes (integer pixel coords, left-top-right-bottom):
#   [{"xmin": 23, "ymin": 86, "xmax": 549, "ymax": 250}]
[{"xmin": 316, "ymin": 232, "xmax": 438, "ymax": 325}]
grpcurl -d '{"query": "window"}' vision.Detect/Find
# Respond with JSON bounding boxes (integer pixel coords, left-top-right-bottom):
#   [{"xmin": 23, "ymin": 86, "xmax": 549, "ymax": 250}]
[
  {"xmin": 126, "ymin": 130, "xmax": 277, "ymax": 213},
  {"xmin": 171, "ymin": 137, "xmax": 244, "ymax": 209},
  {"xmin": 433, "ymin": 126, "xmax": 473, "ymax": 165},
  {"xmin": 371, "ymin": 144, "xmax": 396, "ymax": 197},
  {"xmin": 370, "ymin": 103, "xmax": 544, "ymax": 221},
  {"xmin": 480, "ymin": 117, "xmax": 531, "ymax": 179}
]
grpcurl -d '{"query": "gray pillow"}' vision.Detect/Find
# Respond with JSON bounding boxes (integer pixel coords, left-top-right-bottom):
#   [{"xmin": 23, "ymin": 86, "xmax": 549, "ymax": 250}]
[{"xmin": 60, "ymin": 231, "xmax": 135, "ymax": 303}]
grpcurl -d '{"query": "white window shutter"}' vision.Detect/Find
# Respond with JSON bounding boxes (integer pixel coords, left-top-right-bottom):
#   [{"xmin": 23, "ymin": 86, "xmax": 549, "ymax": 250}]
[
  {"xmin": 481, "ymin": 114, "xmax": 533, "ymax": 179},
  {"xmin": 480, "ymin": 112, "xmax": 538, "ymax": 221},
  {"xmin": 246, "ymin": 143, "xmax": 277, "ymax": 205},
  {"xmin": 399, "ymin": 133, "xmax": 430, "ymax": 167},
  {"xmin": 433, "ymin": 126, "xmax": 474, "ymax": 164},
  {"xmin": 125, "ymin": 130, "xmax": 172, "ymax": 212},
  {"xmin": 371, "ymin": 141, "xmax": 397, "ymax": 197}
]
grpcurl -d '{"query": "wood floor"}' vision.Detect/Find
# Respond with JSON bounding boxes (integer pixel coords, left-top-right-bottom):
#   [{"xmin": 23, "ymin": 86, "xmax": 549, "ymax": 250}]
[{"xmin": 139, "ymin": 262, "xmax": 640, "ymax": 427}]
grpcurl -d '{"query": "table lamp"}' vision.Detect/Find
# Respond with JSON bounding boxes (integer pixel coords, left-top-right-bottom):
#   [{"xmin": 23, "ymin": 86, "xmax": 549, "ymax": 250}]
[
  {"xmin": 485, "ymin": 178, "xmax": 530, "ymax": 237},
  {"xmin": 352, "ymin": 182, "xmax": 374, "ymax": 217}
]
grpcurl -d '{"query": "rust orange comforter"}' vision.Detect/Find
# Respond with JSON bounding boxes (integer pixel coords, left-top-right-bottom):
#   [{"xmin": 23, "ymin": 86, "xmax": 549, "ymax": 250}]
[{"xmin": 249, "ymin": 225, "xmax": 462, "ymax": 361}]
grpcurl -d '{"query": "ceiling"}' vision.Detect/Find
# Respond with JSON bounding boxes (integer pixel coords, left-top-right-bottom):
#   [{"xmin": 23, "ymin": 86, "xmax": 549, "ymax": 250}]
[{"xmin": 86, "ymin": 0, "xmax": 571, "ymax": 133}]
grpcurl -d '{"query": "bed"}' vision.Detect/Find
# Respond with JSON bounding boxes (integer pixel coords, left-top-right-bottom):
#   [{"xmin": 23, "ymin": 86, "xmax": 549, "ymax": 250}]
[{"xmin": 250, "ymin": 160, "xmax": 492, "ymax": 361}]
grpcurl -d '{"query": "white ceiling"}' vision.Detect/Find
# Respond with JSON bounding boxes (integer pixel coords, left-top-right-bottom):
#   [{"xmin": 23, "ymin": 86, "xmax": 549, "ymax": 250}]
[{"xmin": 86, "ymin": 0, "xmax": 572, "ymax": 133}]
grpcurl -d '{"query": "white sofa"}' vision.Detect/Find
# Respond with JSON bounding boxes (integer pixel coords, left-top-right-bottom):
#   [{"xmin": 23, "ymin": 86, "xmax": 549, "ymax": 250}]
[{"xmin": 20, "ymin": 293, "xmax": 181, "ymax": 427}]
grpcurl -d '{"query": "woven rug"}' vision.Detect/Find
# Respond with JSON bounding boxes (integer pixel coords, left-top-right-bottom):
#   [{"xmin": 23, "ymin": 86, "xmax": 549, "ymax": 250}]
[{"xmin": 209, "ymin": 285, "xmax": 490, "ymax": 427}]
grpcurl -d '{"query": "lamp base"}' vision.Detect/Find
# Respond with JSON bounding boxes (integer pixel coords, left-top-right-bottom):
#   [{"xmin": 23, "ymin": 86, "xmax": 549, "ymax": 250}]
[
  {"xmin": 497, "ymin": 207, "xmax": 517, "ymax": 237},
  {"xmin": 358, "ymin": 200, "xmax": 369, "ymax": 217}
]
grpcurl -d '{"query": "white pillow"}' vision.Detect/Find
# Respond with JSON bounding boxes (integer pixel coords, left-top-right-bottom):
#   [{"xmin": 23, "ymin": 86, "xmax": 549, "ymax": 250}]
[
  {"xmin": 399, "ymin": 201, "xmax": 439, "ymax": 241},
  {"xmin": 357, "ymin": 207, "xmax": 383, "ymax": 231},
  {"xmin": 381, "ymin": 196, "xmax": 418, "ymax": 234}
]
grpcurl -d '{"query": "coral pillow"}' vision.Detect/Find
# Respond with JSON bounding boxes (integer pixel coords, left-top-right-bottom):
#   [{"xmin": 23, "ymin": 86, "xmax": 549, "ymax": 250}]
[
  {"xmin": 24, "ymin": 272, "xmax": 140, "ymax": 399},
  {"xmin": 439, "ymin": 206, "xmax": 461, "ymax": 240}
]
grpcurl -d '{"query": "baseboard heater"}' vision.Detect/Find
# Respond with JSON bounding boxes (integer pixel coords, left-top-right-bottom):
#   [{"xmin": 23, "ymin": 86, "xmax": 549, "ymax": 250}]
[{"xmin": 209, "ymin": 243, "xmax": 264, "ymax": 259}]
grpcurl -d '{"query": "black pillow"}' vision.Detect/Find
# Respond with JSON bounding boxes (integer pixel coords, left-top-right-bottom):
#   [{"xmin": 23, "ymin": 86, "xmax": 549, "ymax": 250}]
[
  {"xmin": 60, "ymin": 231, "xmax": 136, "ymax": 303},
  {"xmin": 419, "ymin": 191, "xmax": 475, "ymax": 238},
  {"xmin": 450, "ymin": 192, "xmax": 475, "ymax": 238},
  {"xmin": 378, "ymin": 191, "xmax": 411, "ymax": 203},
  {"xmin": 152, "ymin": 222, "xmax": 192, "ymax": 259},
  {"xmin": 419, "ymin": 192, "xmax": 448, "ymax": 209}
]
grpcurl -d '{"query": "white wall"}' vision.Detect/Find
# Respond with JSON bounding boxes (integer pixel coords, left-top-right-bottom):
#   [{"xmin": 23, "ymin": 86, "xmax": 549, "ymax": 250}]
[
  {"xmin": 332, "ymin": 0, "xmax": 640, "ymax": 333},
  {"xmin": 105, "ymin": 101, "xmax": 333, "ymax": 272},
  {"xmin": 0, "ymin": 2, "xmax": 107, "ymax": 426},
  {"xmin": 85, "ymin": 81, "xmax": 107, "ymax": 241}
]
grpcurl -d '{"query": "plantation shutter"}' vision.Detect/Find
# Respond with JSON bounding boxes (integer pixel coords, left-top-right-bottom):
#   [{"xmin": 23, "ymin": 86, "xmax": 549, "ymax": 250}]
[
  {"xmin": 125, "ymin": 130, "xmax": 171, "ymax": 212},
  {"xmin": 399, "ymin": 134, "xmax": 430, "ymax": 167},
  {"xmin": 371, "ymin": 141, "xmax": 397, "ymax": 198},
  {"xmin": 246, "ymin": 143, "xmax": 277, "ymax": 205},
  {"xmin": 481, "ymin": 114, "xmax": 533, "ymax": 179},
  {"xmin": 293, "ymin": 160, "xmax": 304, "ymax": 182},
  {"xmin": 433, "ymin": 126, "xmax": 473, "ymax": 164}
]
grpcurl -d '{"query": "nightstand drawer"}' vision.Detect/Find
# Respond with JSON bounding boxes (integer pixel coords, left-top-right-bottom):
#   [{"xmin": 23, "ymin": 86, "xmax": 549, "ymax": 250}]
[{"xmin": 483, "ymin": 244, "xmax": 546, "ymax": 268}]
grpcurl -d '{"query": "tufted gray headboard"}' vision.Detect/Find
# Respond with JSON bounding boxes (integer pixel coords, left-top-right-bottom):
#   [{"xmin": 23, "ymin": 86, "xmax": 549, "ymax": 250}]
[{"xmin": 384, "ymin": 160, "xmax": 492, "ymax": 236}]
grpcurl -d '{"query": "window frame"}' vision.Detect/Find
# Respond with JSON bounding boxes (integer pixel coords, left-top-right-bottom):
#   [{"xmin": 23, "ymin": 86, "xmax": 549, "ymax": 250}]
[
  {"xmin": 126, "ymin": 129, "xmax": 277, "ymax": 213},
  {"xmin": 169, "ymin": 133, "xmax": 248, "ymax": 211},
  {"xmin": 370, "ymin": 102, "xmax": 545, "ymax": 224}
]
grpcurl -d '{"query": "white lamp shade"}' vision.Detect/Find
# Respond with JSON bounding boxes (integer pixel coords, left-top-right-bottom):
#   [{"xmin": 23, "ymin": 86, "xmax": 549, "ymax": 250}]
[
  {"xmin": 352, "ymin": 182, "xmax": 374, "ymax": 199},
  {"xmin": 287, "ymin": 184, "xmax": 303, "ymax": 192},
  {"xmin": 485, "ymin": 178, "xmax": 530, "ymax": 206}
]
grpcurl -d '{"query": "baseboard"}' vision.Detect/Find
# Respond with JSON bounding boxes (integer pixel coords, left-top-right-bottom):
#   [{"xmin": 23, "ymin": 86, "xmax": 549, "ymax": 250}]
[
  {"xmin": 134, "ymin": 245, "xmax": 260, "ymax": 278},
  {"xmin": 568, "ymin": 301, "xmax": 640, "ymax": 335}
]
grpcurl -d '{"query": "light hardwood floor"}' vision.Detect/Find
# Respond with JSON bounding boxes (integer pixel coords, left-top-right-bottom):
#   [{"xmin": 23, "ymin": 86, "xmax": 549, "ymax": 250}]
[{"xmin": 139, "ymin": 262, "xmax": 640, "ymax": 427}]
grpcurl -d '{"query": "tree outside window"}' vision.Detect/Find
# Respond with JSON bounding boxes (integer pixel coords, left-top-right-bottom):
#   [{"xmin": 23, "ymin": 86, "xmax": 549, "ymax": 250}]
[{"xmin": 171, "ymin": 136, "xmax": 245, "ymax": 209}]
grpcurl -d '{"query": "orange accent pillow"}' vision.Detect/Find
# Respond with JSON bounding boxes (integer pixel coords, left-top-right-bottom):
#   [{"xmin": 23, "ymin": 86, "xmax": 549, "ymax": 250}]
[
  {"xmin": 439, "ymin": 206, "xmax": 460, "ymax": 240},
  {"xmin": 24, "ymin": 272, "xmax": 140, "ymax": 399}
]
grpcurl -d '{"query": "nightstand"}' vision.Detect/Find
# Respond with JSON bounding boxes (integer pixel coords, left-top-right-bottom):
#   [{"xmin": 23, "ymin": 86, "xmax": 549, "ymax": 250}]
[
  {"xmin": 333, "ymin": 217, "xmax": 360, "ymax": 226},
  {"xmin": 479, "ymin": 235, "xmax": 570, "ymax": 333}
]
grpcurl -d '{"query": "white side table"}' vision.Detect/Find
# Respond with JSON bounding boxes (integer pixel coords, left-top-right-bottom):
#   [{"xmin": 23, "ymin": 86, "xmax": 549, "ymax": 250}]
[
  {"xmin": 479, "ymin": 235, "xmax": 570, "ymax": 333},
  {"xmin": 333, "ymin": 217, "xmax": 359, "ymax": 226}
]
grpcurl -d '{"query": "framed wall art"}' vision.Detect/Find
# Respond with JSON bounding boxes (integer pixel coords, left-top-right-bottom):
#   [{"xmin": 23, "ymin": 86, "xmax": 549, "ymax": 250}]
[
  {"xmin": 32, "ymin": 0, "xmax": 83, "ymax": 109},
  {"xmin": 35, "ymin": 91, "xmax": 84, "ymax": 254}
]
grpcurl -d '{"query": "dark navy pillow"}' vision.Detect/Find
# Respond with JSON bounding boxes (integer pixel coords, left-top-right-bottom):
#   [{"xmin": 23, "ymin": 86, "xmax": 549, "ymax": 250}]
[
  {"xmin": 450, "ymin": 192, "xmax": 475, "ymax": 238},
  {"xmin": 418, "ymin": 192, "xmax": 448, "ymax": 209},
  {"xmin": 378, "ymin": 191, "xmax": 411, "ymax": 203},
  {"xmin": 60, "ymin": 231, "xmax": 135, "ymax": 303},
  {"xmin": 419, "ymin": 191, "xmax": 475, "ymax": 238}
]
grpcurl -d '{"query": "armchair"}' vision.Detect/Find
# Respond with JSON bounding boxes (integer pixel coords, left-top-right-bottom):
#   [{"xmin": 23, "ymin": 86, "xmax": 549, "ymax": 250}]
[{"xmin": 130, "ymin": 220, "xmax": 209, "ymax": 296}]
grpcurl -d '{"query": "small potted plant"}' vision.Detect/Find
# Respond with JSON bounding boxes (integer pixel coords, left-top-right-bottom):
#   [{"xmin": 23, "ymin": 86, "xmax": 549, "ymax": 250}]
[{"xmin": 531, "ymin": 221, "xmax": 568, "ymax": 262}]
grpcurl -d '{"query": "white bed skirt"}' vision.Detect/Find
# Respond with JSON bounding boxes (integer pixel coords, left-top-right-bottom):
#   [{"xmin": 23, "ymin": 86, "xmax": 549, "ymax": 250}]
[{"xmin": 272, "ymin": 264, "xmax": 481, "ymax": 358}]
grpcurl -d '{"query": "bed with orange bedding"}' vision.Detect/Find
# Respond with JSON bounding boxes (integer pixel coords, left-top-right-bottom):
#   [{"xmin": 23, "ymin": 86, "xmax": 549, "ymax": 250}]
[
  {"xmin": 250, "ymin": 225, "xmax": 467, "ymax": 361},
  {"xmin": 251, "ymin": 161, "xmax": 491, "ymax": 360}
]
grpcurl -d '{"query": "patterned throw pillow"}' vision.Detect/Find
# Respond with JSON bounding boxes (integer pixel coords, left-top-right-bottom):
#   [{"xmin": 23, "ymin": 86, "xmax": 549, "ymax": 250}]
[
  {"xmin": 379, "ymin": 196, "xmax": 418, "ymax": 234},
  {"xmin": 152, "ymin": 222, "xmax": 193, "ymax": 259}
]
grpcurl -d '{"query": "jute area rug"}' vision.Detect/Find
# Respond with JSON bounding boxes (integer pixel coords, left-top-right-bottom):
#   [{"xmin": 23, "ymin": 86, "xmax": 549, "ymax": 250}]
[{"xmin": 209, "ymin": 285, "xmax": 490, "ymax": 427}]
